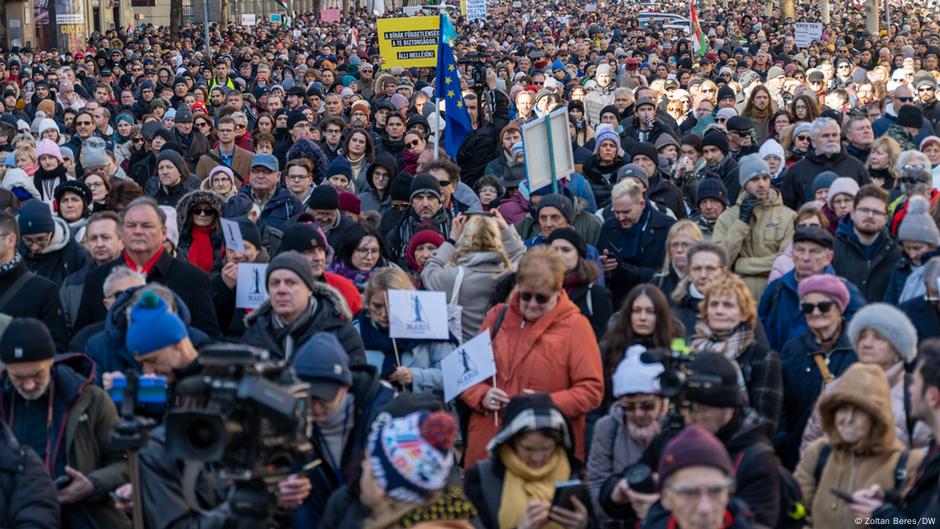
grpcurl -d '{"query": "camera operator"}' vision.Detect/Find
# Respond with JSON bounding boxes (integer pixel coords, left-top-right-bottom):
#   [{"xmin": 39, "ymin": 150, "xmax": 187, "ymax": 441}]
[
  {"xmin": 455, "ymin": 65, "xmax": 511, "ymax": 190},
  {"xmin": 117, "ymin": 291, "xmax": 311, "ymax": 529},
  {"xmin": 600, "ymin": 353, "xmax": 781, "ymax": 529},
  {"xmin": 289, "ymin": 332, "xmax": 396, "ymax": 529},
  {"xmin": 0, "ymin": 317, "xmax": 128, "ymax": 529}
]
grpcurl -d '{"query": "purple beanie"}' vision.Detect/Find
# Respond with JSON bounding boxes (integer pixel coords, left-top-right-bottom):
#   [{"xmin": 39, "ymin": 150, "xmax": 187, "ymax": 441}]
[{"xmin": 797, "ymin": 274, "xmax": 851, "ymax": 313}]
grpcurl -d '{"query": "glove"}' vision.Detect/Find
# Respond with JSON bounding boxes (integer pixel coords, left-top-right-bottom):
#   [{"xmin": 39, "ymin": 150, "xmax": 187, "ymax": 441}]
[{"xmin": 739, "ymin": 194, "xmax": 759, "ymax": 224}]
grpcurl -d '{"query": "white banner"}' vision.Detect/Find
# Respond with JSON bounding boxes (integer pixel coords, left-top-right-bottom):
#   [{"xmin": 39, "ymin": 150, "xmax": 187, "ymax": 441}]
[
  {"xmin": 794, "ymin": 22, "xmax": 824, "ymax": 48},
  {"xmin": 236, "ymin": 264, "xmax": 269, "ymax": 309},
  {"xmin": 388, "ymin": 289, "xmax": 449, "ymax": 340},
  {"xmin": 522, "ymin": 107, "xmax": 576, "ymax": 193},
  {"xmin": 467, "ymin": 0, "xmax": 487, "ymax": 21},
  {"xmin": 240, "ymin": 14, "xmax": 257, "ymax": 26},
  {"xmin": 441, "ymin": 330, "xmax": 496, "ymax": 402}
]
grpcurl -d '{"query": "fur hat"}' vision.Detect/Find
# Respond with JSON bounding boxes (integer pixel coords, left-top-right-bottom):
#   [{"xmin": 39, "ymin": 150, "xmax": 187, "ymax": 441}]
[{"xmin": 847, "ymin": 303, "xmax": 918, "ymax": 363}]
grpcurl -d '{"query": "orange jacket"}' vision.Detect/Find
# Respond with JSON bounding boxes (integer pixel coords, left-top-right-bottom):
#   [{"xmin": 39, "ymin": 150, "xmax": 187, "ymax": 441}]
[{"xmin": 461, "ymin": 291, "xmax": 604, "ymax": 468}]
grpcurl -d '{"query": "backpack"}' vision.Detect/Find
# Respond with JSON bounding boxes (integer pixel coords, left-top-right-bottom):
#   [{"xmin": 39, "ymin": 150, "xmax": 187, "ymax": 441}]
[
  {"xmin": 733, "ymin": 442, "xmax": 808, "ymax": 529},
  {"xmin": 813, "ymin": 443, "xmax": 910, "ymax": 494}
]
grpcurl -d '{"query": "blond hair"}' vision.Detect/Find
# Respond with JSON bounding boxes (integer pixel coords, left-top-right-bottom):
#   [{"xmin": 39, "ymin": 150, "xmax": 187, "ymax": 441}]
[
  {"xmin": 700, "ymin": 274, "xmax": 758, "ymax": 330},
  {"xmin": 611, "ymin": 178, "xmax": 643, "ymax": 202},
  {"xmin": 363, "ymin": 267, "xmax": 415, "ymax": 306},
  {"xmin": 450, "ymin": 215, "xmax": 511, "ymax": 268},
  {"xmin": 660, "ymin": 220, "xmax": 703, "ymax": 275}
]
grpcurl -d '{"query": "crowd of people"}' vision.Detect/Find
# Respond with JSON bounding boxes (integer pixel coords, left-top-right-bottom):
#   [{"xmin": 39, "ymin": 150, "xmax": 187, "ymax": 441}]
[{"xmin": 0, "ymin": 0, "xmax": 940, "ymax": 528}]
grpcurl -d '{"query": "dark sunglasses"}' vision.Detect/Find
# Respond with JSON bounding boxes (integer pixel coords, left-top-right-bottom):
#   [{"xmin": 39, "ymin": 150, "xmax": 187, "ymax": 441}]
[
  {"xmin": 133, "ymin": 137, "xmax": 144, "ymax": 143},
  {"xmin": 519, "ymin": 291, "xmax": 552, "ymax": 304},
  {"xmin": 192, "ymin": 207, "xmax": 216, "ymax": 216},
  {"xmin": 897, "ymin": 96, "xmax": 914, "ymax": 102},
  {"xmin": 801, "ymin": 301, "xmax": 835, "ymax": 314},
  {"xmin": 796, "ymin": 134, "xmax": 811, "ymax": 141},
  {"xmin": 406, "ymin": 140, "xmax": 422, "ymax": 148}
]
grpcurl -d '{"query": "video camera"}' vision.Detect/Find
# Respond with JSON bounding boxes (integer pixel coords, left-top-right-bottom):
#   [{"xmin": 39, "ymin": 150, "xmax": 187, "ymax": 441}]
[
  {"xmin": 640, "ymin": 338, "xmax": 725, "ymax": 429},
  {"xmin": 458, "ymin": 50, "xmax": 489, "ymax": 94},
  {"xmin": 165, "ymin": 343, "xmax": 312, "ymax": 483}
]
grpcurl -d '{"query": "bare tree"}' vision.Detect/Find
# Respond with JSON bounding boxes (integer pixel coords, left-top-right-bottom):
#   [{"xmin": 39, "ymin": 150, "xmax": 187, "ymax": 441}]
[{"xmin": 170, "ymin": 0, "xmax": 183, "ymax": 39}]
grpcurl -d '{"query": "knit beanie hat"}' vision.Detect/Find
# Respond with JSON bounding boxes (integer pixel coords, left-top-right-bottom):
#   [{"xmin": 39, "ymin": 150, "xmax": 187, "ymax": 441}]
[
  {"xmin": 267, "ymin": 251, "xmax": 317, "ymax": 292},
  {"xmin": 36, "ymin": 138, "xmax": 63, "ymax": 163},
  {"xmin": 593, "ymin": 124, "xmax": 622, "ymax": 155},
  {"xmin": 390, "ymin": 173, "xmax": 414, "ymax": 202},
  {"xmin": 54, "ymin": 180, "xmax": 92, "ymax": 209},
  {"xmin": 338, "ymin": 192, "xmax": 361, "ymax": 215},
  {"xmin": 536, "ymin": 193, "xmax": 574, "ymax": 224},
  {"xmin": 236, "ymin": 217, "xmax": 262, "ymax": 250},
  {"xmin": 222, "ymin": 193, "xmax": 254, "ymax": 218},
  {"xmin": 920, "ymin": 136, "xmax": 940, "ymax": 151},
  {"xmin": 702, "ymin": 130, "xmax": 729, "ymax": 155},
  {"xmin": 658, "ymin": 426, "xmax": 733, "ymax": 489},
  {"xmin": 368, "ymin": 410, "xmax": 458, "ymax": 502},
  {"xmin": 599, "ymin": 105, "xmax": 621, "ymax": 121},
  {"xmin": 306, "ymin": 185, "xmax": 340, "ymax": 210},
  {"xmin": 410, "ymin": 173, "xmax": 442, "ymax": 201},
  {"xmin": 848, "ymin": 303, "xmax": 919, "ymax": 364},
  {"xmin": 696, "ymin": 178, "xmax": 730, "ymax": 206},
  {"xmin": 797, "ymin": 274, "xmax": 851, "ymax": 313},
  {"xmin": 293, "ymin": 332, "xmax": 353, "ymax": 399},
  {"xmin": 758, "ymin": 138, "xmax": 785, "ymax": 163},
  {"xmin": 717, "ymin": 85, "xmax": 736, "ymax": 102},
  {"xmin": 279, "ymin": 223, "xmax": 327, "ymax": 253},
  {"xmin": 715, "ymin": 107, "xmax": 738, "ymax": 121},
  {"xmin": 38, "ymin": 118, "xmax": 59, "ymax": 137},
  {"xmin": 405, "ymin": 229, "xmax": 445, "ymax": 271},
  {"xmin": 17, "ymin": 200, "xmax": 54, "ymax": 235},
  {"xmin": 684, "ymin": 353, "xmax": 742, "ymax": 408},
  {"xmin": 546, "ymin": 227, "xmax": 587, "ymax": 258},
  {"xmin": 0, "ymin": 318, "xmax": 56, "ymax": 364},
  {"xmin": 611, "ymin": 349, "xmax": 665, "ymax": 397},
  {"xmin": 826, "ymin": 177, "xmax": 860, "ymax": 208},
  {"xmin": 83, "ymin": 148, "xmax": 109, "ymax": 169},
  {"xmin": 156, "ymin": 150, "xmax": 187, "ymax": 176},
  {"xmin": 617, "ymin": 164, "xmax": 650, "ymax": 188},
  {"xmin": 738, "ymin": 153, "xmax": 770, "ymax": 187},
  {"xmin": 812, "ymin": 171, "xmax": 839, "ymax": 195},
  {"xmin": 125, "ymin": 291, "xmax": 189, "ymax": 357},
  {"xmin": 793, "ymin": 122, "xmax": 813, "ymax": 139},
  {"xmin": 60, "ymin": 146, "xmax": 75, "ymax": 162},
  {"xmin": 897, "ymin": 104, "xmax": 924, "ymax": 129},
  {"xmin": 631, "ymin": 142, "xmax": 659, "ymax": 164},
  {"xmin": 325, "ymin": 156, "xmax": 352, "ymax": 179},
  {"xmin": 898, "ymin": 195, "xmax": 940, "ymax": 245}
]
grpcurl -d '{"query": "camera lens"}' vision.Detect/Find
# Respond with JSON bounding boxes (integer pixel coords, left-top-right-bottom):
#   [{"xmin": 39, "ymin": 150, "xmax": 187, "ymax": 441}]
[{"xmin": 624, "ymin": 463, "xmax": 656, "ymax": 494}]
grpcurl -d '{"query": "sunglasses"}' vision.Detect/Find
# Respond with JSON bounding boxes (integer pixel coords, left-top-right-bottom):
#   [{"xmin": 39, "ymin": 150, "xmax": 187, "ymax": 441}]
[
  {"xmin": 801, "ymin": 301, "xmax": 835, "ymax": 314},
  {"xmin": 519, "ymin": 291, "xmax": 552, "ymax": 304},
  {"xmin": 796, "ymin": 135, "xmax": 811, "ymax": 141},
  {"xmin": 133, "ymin": 137, "xmax": 144, "ymax": 143},
  {"xmin": 897, "ymin": 96, "xmax": 914, "ymax": 102},
  {"xmin": 406, "ymin": 140, "xmax": 422, "ymax": 148},
  {"xmin": 192, "ymin": 207, "xmax": 216, "ymax": 216},
  {"xmin": 716, "ymin": 117, "xmax": 727, "ymax": 123}
]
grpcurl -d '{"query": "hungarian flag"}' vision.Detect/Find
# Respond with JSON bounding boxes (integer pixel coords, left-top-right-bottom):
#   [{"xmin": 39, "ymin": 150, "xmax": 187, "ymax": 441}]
[{"xmin": 690, "ymin": 1, "xmax": 707, "ymax": 56}]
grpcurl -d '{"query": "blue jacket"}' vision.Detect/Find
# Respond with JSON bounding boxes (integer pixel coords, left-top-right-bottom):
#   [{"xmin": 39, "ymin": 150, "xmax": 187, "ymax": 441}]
[
  {"xmin": 596, "ymin": 205, "xmax": 675, "ymax": 303},
  {"xmin": 775, "ymin": 330, "xmax": 857, "ymax": 469},
  {"xmin": 758, "ymin": 267, "xmax": 867, "ymax": 352},
  {"xmin": 900, "ymin": 296, "xmax": 940, "ymax": 343},
  {"xmin": 884, "ymin": 248, "xmax": 940, "ymax": 305},
  {"xmin": 238, "ymin": 186, "xmax": 303, "ymax": 232}
]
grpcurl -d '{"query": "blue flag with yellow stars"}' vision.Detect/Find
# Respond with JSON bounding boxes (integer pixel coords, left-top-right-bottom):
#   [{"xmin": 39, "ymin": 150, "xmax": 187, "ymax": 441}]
[{"xmin": 436, "ymin": 14, "xmax": 473, "ymax": 158}]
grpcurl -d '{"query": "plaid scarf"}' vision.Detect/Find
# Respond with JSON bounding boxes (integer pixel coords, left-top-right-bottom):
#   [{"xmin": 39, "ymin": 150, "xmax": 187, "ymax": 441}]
[{"xmin": 690, "ymin": 321, "xmax": 755, "ymax": 400}]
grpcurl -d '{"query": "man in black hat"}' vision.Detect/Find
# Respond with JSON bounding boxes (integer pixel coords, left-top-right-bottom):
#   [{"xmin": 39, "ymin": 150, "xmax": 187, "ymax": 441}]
[
  {"xmin": 725, "ymin": 116, "xmax": 759, "ymax": 161},
  {"xmin": 286, "ymin": 85, "xmax": 306, "ymax": 111},
  {"xmin": 0, "ymin": 318, "xmax": 129, "ymax": 529},
  {"xmin": 915, "ymin": 75, "xmax": 940, "ymax": 129},
  {"xmin": 171, "ymin": 106, "xmax": 209, "ymax": 171},
  {"xmin": 701, "ymin": 130, "xmax": 743, "ymax": 203},
  {"xmin": 622, "ymin": 97, "xmax": 675, "ymax": 144},
  {"xmin": 304, "ymin": 185, "xmax": 358, "ymax": 250},
  {"xmin": 690, "ymin": 178, "xmax": 730, "ymax": 238},
  {"xmin": 386, "ymin": 174, "xmax": 453, "ymax": 261}
]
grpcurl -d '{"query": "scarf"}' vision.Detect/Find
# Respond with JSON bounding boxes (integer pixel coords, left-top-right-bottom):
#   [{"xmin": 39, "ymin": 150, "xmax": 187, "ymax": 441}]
[
  {"xmin": 187, "ymin": 224, "xmax": 216, "ymax": 273},
  {"xmin": 270, "ymin": 297, "xmax": 318, "ymax": 360},
  {"xmin": 562, "ymin": 270, "xmax": 587, "ymax": 293},
  {"xmin": 497, "ymin": 445, "xmax": 570, "ymax": 529},
  {"xmin": 329, "ymin": 259, "xmax": 375, "ymax": 291},
  {"xmin": 348, "ymin": 153, "xmax": 366, "ymax": 177},
  {"xmin": 0, "ymin": 252, "xmax": 22, "ymax": 277},
  {"xmin": 402, "ymin": 149, "xmax": 420, "ymax": 175},
  {"xmin": 616, "ymin": 206, "xmax": 651, "ymax": 261},
  {"xmin": 35, "ymin": 164, "xmax": 67, "ymax": 200},
  {"xmin": 357, "ymin": 312, "xmax": 417, "ymax": 379},
  {"xmin": 690, "ymin": 322, "xmax": 754, "ymax": 398}
]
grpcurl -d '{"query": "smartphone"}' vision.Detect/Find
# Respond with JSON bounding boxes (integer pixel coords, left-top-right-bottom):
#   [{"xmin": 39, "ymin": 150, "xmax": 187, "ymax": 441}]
[
  {"xmin": 831, "ymin": 488, "xmax": 856, "ymax": 502},
  {"xmin": 464, "ymin": 211, "xmax": 493, "ymax": 217},
  {"xmin": 110, "ymin": 490, "xmax": 132, "ymax": 502},
  {"xmin": 552, "ymin": 480, "xmax": 588, "ymax": 511},
  {"xmin": 54, "ymin": 475, "xmax": 73, "ymax": 490}
]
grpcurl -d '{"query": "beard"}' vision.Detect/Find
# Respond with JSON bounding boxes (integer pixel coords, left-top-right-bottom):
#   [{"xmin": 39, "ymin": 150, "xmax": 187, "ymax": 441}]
[
  {"xmin": 856, "ymin": 222, "xmax": 882, "ymax": 237},
  {"xmin": 16, "ymin": 380, "xmax": 50, "ymax": 401},
  {"xmin": 817, "ymin": 143, "xmax": 842, "ymax": 156}
]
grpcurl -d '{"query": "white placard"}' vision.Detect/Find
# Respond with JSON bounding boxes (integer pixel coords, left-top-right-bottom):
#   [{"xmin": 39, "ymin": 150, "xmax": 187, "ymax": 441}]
[
  {"xmin": 388, "ymin": 289, "xmax": 449, "ymax": 340},
  {"xmin": 56, "ymin": 14, "xmax": 85, "ymax": 25},
  {"xmin": 220, "ymin": 218, "xmax": 245, "ymax": 253},
  {"xmin": 466, "ymin": 0, "xmax": 487, "ymax": 21},
  {"xmin": 794, "ymin": 22, "xmax": 824, "ymax": 49},
  {"xmin": 522, "ymin": 106, "xmax": 576, "ymax": 193},
  {"xmin": 241, "ymin": 14, "xmax": 257, "ymax": 26},
  {"xmin": 441, "ymin": 330, "xmax": 496, "ymax": 402},
  {"xmin": 236, "ymin": 264, "xmax": 269, "ymax": 309}
]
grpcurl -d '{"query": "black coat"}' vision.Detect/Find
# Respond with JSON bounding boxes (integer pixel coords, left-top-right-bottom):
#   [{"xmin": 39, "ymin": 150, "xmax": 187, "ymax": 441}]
[
  {"xmin": 581, "ymin": 156, "xmax": 626, "ymax": 210},
  {"xmin": 647, "ymin": 171, "xmax": 687, "ymax": 219},
  {"xmin": 569, "ymin": 281, "xmax": 614, "ymax": 339},
  {"xmin": 781, "ymin": 148, "xmax": 870, "ymax": 210},
  {"xmin": 900, "ymin": 296, "xmax": 940, "ymax": 342},
  {"xmin": 871, "ymin": 443, "xmax": 940, "ymax": 528},
  {"xmin": 703, "ymin": 155, "xmax": 742, "ymax": 204},
  {"xmin": 831, "ymin": 221, "xmax": 902, "ymax": 302},
  {"xmin": 0, "ymin": 422, "xmax": 59, "ymax": 528},
  {"xmin": 21, "ymin": 217, "xmax": 93, "ymax": 287},
  {"xmin": 456, "ymin": 90, "xmax": 511, "ymax": 189},
  {"xmin": 73, "ymin": 250, "xmax": 220, "ymax": 337},
  {"xmin": 595, "ymin": 205, "xmax": 675, "ymax": 304},
  {"xmin": 0, "ymin": 259, "xmax": 68, "ymax": 350},
  {"xmin": 241, "ymin": 281, "xmax": 366, "ymax": 364}
]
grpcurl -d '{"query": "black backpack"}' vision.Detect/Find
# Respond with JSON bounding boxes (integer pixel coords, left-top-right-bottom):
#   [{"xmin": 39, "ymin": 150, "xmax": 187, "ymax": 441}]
[
  {"xmin": 813, "ymin": 443, "xmax": 910, "ymax": 493},
  {"xmin": 733, "ymin": 442, "xmax": 808, "ymax": 529}
]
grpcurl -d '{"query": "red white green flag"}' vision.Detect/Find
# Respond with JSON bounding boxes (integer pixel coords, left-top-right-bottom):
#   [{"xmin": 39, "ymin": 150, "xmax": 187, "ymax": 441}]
[{"xmin": 690, "ymin": 1, "xmax": 707, "ymax": 56}]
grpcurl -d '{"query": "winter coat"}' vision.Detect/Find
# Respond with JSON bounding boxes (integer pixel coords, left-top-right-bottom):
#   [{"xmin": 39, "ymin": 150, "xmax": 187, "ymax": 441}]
[
  {"xmin": 294, "ymin": 365, "xmax": 396, "ymax": 529},
  {"xmin": 831, "ymin": 217, "xmax": 902, "ymax": 302},
  {"xmin": 129, "ymin": 151, "xmax": 157, "ymax": 188},
  {"xmin": 781, "ymin": 148, "xmax": 870, "ymax": 210},
  {"xmin": 74, "ymin": 249, "xmax": 221, "ymax": 337},
  {"xmin": 586, "ymin": 402, "xmax": 648, "ymax": 527},
  {"xmin": 195, "ymin": 145, "xmax": 253, "ymax": 183},
  {"xmin": 460, "ymin": 291, "xmax": 604, "ymax": 468},
  {"xmin": 794, "ymin": 364, "xmax": 926, "ymax": 529},
  {"xmin": 60, "ymin": 259, "xmax": 100, "ymax": 329},
  {"xmin": 776, "ymin": 329, "xmax": 858, "ymax": 469},
  {"xmin": 727, "ymin": 340, "xmax": 784, "ymax": 436},
  {"xmin": 883, "ymin": 248, "xmax": 940, "ymax": 305},
  {"xmin": 581, "ymin": 155, "xmax": 626, "ymax": 209},
  {"xmin": 646, "ymin": 171, "xmax": 687, "ymax": 220},
  {"xmin": 171, "ymin": 127, "xmax": 211, "ymax": 170},
  {"xmin": 568, "ymin": 280, "xmax": 614, "ymax": 339},
  {"xmin": 386, "ymin": 206, "xmax": 452, "ymax": 262},
  {"xmin": 802, "ymin": 361, "xmax": 932, "ymax": 453},
  {"xmin": 498, "ymin": 192, "xmax": 529, "ymax": 225},
  {"xmin": 238, "ymin": 186, "xmax": 304, "ymax": 232},
  {"xmin": 321, "ymin": 484, "xmax": 475, "ymax": 529},
  {"xmin": 357, "ymin": 153, "xmax": 397, "ymax": 214},
  {"xmin": 900, "ymin": 296, "xmax": 940, "ymax": 343},
  {"xmin": 175, "ymin": 190, "xmax": 227, "ymax": 270},
  {"xmin": 242, "ymin": 280, "xmax": 366, "ymax": 364},
  {"xmin": 456, "ymin": 90, "xmax": 510, "ymax": 189},
  {"xmin": 0, "ymin": 421, "xmax": 59, "ymax": 528},
  {"xmin": 0, "ymin": 257, "xmax": 68, "ymax": 350},
  {"xmin": 713, "ymin": 187, "xmax": 796, "ymax": 300},
  {"xmin": 144, "ymin": 174, "xmax": 200, "ymax": 208},
  {"xmin": 421, "ymin": 226, "xmax": 525, "ymax": 342},
  {"xmin": 769, "ymin": 243, "xmax": 794, "ymax": 283},
  {"xmin": 758, "ymin": 268, "xmax": 867, "ymax": 352},
  {"xmin": 0, "ymin": 354, "xmax": 129, "ymax": 529},
  {"xmin": 516, "ymin": 209, "xmax": 603, "ymax": 247},
  {"xmin": 703, "ymin": 155, "xmax": 742, "ymax": 204},
  {"xmin": 870, "ymin": 443, "xmax": 940, "ymax": 529},
  {"xmin": 21, "ymin": 215, "xmax": 93, "ymax": 287},
  {"xmin": 640, "ymin": 499, "xmax": 755, "ymax": 529},
  {"xmin": 596, "ymin": 204, "xmax": 675, "ymax": 304},
  {"xmin": 620, "ymin": 116, "xmax": 678, "ymax": 144}
]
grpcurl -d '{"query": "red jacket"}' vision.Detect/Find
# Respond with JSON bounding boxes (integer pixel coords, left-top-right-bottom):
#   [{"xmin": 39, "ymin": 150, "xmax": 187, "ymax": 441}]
[
  {"xmin": 461, "ymin": 291, "xmax": 604, "ymax": 468},
  {"xmin": 323, "ymin": 271, "xmax": 362, "ymax": 316}
]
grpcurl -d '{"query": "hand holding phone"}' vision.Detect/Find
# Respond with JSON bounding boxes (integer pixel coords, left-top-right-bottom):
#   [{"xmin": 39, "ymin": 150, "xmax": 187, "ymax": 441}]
[{"xmin": 831, "ymin": 488, "xmax": 856, "ymax": 503}]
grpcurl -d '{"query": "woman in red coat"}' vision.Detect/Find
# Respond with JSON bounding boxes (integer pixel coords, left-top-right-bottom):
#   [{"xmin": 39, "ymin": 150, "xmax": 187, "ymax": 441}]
[{"xmin": 461, "ymin": 246, "xmax": 604, "ymax": 468}]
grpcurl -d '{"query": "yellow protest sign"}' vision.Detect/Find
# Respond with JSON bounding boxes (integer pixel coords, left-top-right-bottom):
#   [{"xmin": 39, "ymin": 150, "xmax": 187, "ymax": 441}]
[{"xmin": 377, "ymin": 16, "xmax": 439, "ymax": 69}]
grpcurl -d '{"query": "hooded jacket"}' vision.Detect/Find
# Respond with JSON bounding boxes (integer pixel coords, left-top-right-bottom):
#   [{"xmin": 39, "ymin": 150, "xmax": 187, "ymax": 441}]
[
  {"xmin": 0, "ymin": 168, "xmax": 42, "ymax": 201},
  {"xmin": 0, "ymin": 354, "xmax": 129, "ymax": 529},
  {"xmin": 586, "ymin": 401, "xmax": 648, "ymax": 526},
  {"xmin": 357, "ymin": 153, "xmax": 396, "ymax": 214},
  {"xmin": 832, "ymin": 216, "xmax": 902, "ymax": 302},
  {"xmin": 713, "ymin": 187, "xmax": 796, "ymax": 300},
  {"xmin": 0, "ymin": 421, "xmax": 59, "ymax": 528},
  {"xmin": 242, "ymin": 280, "xmax": 366, "ymax": 364},
  {"xmin": 175, "ymin": 190, "xmax": 227, "ymax": 271},
  {"xmin": 238, "ymin": 186, "xmax": 304, "ymax": 232},
  {"xmin": 794, "ymin": 364, "xmax": 926, "ymax": 529},
  {"xmin": 460, "ymin": 291, "xmax": 604, "ymax": 468},
  {"xmin": 581, "ymin": 155, "xmax": 626, "ymax": 209},
  {"xmin": 145, "ymin": 172, "xmax": 200, "ymax": 208},
  {"xmin": 22, "ymin": 215, "xmax": 93, "ymax": 287}
]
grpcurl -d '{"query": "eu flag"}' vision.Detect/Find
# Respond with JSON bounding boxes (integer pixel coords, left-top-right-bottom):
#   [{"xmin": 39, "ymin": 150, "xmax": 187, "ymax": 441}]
[{"xmin": 436, "ymin": 14, "xmax": 473, "ymax": 158}]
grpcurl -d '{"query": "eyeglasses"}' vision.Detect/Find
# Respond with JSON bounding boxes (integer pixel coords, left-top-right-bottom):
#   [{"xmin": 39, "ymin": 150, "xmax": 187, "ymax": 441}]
[
  {"xmin": 355, "ymin": 247, "xmax": 379, "ymax": 256},
  {"xmin": 716, "ymin": 117, "xmax": 727, "ymax": 123},
  {"xmin": 192, "ymin": 207, "xmax": 216, "ymax": 216},
  {"xmin": 133, "ymin": 137, "xmax": 145, "ymax": 143},
  {"xmin": 197, "ymin": 122, "xmax": 210, "ymax": 129},
  {"xmin": 669, "ymin": 241, "xmax": 692, "ymax": 250},
  {"xmin": 856, "ymin": 207, "xmax": 887, "ymax": 217},
  {"xmin": 86, "ymin": 181, "xmax": 104, "ymax": 188},
  {"xmin": 666, "ymin": 478, "xmax": 734, "ymax": 502},
  {"xmin": 796, "ymin": 135, "xmax": 811, "ymax": 142},
  {"xmin": 75, "ymin": 120, "xmax": 93, "ymax": 126},
  {"xmin": 435, "ymin": 179, "xmax": 452, "ymax": 187},
  {"xmin": 235, "ymin": 123, "xmax": 247, "ymax": 130},
  {"xmin": 519, "ymin": 291, "xmax": 552, "ymax": 304},
  {"xmin": 801, "ymin": 301, "xmax": 835, "ymax": 314}
]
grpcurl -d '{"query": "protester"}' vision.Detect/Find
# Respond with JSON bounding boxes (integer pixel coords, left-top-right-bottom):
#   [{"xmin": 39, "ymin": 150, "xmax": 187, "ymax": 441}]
[{"xmin": 547, "ymin": 227, "xmax": 613, "ymax": 338}]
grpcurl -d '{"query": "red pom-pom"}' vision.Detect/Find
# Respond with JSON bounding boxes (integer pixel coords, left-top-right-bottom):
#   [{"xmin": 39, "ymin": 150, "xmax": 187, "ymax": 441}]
[{"xmin": 420, "ymin": 411, "xmax": 458, "ymax": 451}]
